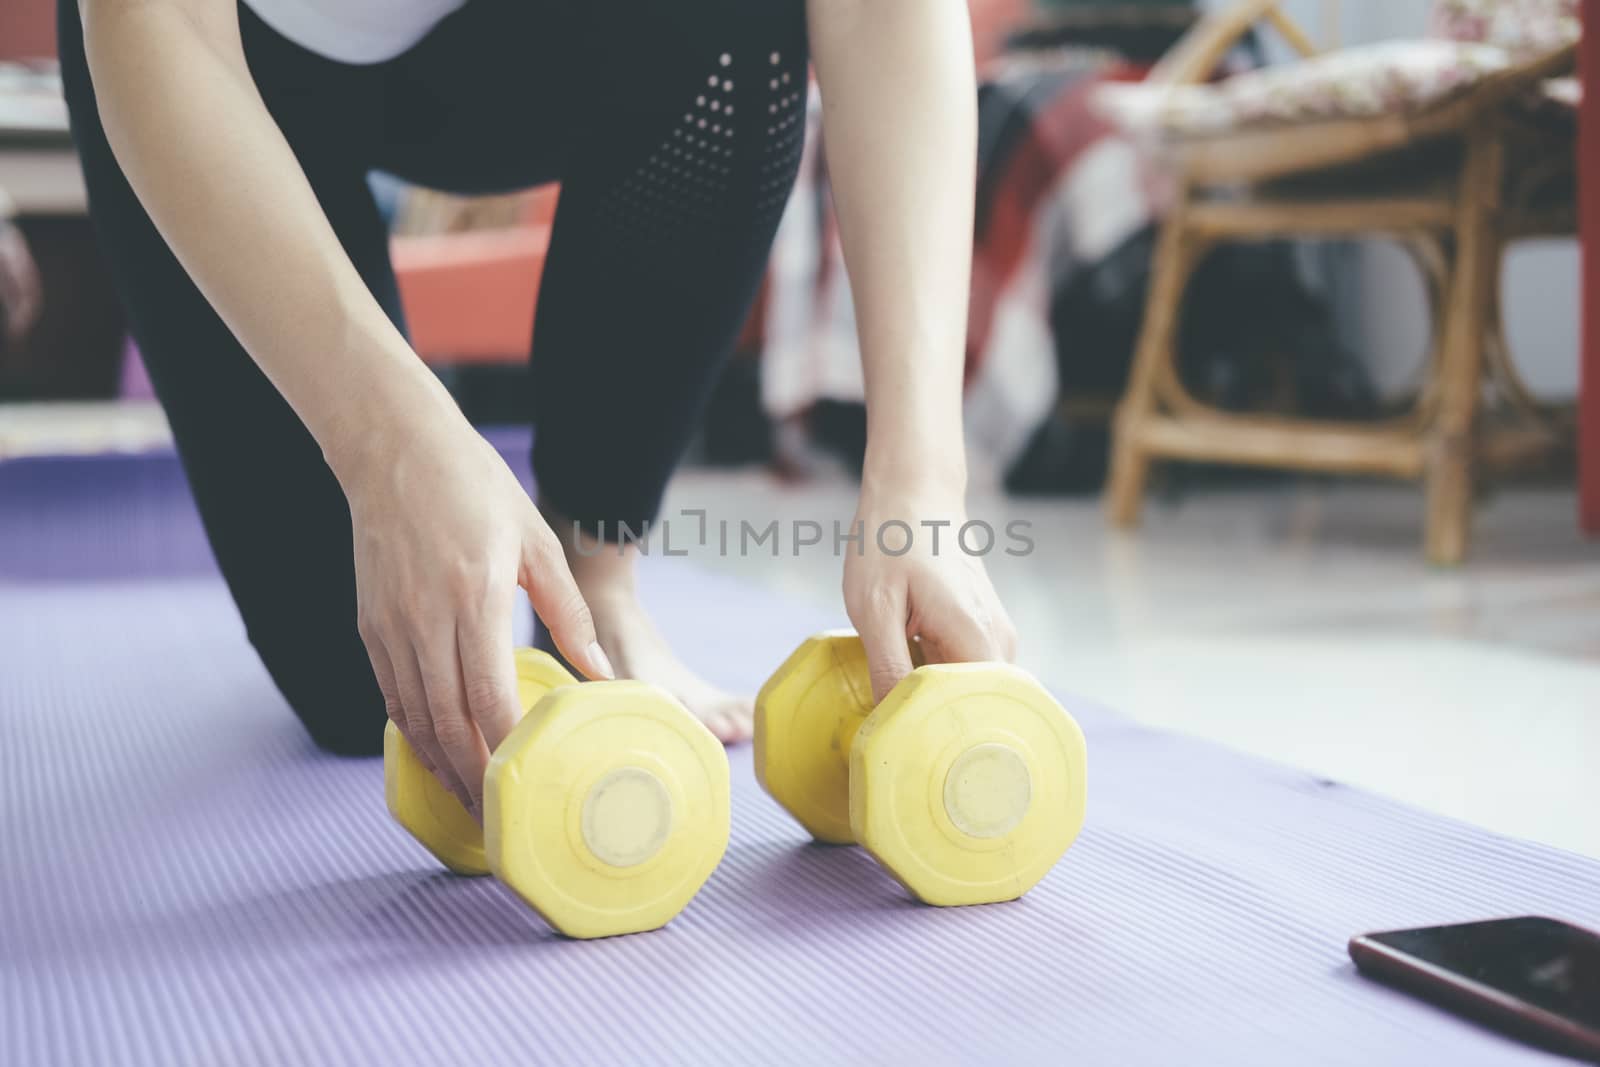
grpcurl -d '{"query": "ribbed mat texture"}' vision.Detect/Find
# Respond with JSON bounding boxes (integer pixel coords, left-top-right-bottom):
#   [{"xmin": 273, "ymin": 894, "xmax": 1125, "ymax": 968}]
[{"xmin": 3, "ymin": 447, "xmax": 1596, "ymax": 1066}]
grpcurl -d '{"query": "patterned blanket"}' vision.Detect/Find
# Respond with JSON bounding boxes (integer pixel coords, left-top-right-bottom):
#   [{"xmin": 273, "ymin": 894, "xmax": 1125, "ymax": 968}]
[{"xmin": 762, "ymin": 53, "xmax": 1157, "ymax": 481}]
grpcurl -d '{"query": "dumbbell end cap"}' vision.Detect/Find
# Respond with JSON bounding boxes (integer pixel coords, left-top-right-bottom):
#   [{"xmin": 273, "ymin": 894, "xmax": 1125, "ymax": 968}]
[
  {"xmin": 382, "ymin": 648, "xmax": 578, "ymax": 878},
  {"xmin": 383, "ymin": 720, "xmax": 490, "ymax": 876},
  {"xmin": 485, "ymin": 681, "xmax": 731, "ymax": 940},
  {"xmin": 754, "ymin": 631, "xmax": 874, "ymax": 845},
  {"xmin": 943, "ymin": 742, "xmax": 1033, "ymax": 840},
  {"xmin": 850, "ymin": 664, "xmax": 1087, "ymax": 907}
]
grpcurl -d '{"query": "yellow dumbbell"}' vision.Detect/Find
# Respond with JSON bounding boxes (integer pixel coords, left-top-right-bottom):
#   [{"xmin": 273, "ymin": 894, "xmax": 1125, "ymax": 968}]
[
  {"xmin": 384, "ymin": 648, "xmax": 730, "ymax": 939},
  {"xmin": 754, "ymin": 631, "xmax": 1087, "ymax": 907}
]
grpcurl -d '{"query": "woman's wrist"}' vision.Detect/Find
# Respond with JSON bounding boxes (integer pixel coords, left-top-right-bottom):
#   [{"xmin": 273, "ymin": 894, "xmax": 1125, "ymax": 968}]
[
  {"xmin": 861, "ymin": 429, "xmax": 967, "ymax": 505},
  {"xmin": 318, "ymin": 359, "xmax": 468, "ymax": 491},
  {"xmin": 859, "ymin": 337, "xmax": 968, "ymax": 502},
  {"xmin": 863, "ymin": 386, "xmax": 967, "ymax": 493}
]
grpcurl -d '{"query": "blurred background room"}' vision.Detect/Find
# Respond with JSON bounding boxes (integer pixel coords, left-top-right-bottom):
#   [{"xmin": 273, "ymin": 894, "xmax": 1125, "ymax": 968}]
[{"xmin": 2, "ymin": 0, "xmax": 1594, "ymax": 862}]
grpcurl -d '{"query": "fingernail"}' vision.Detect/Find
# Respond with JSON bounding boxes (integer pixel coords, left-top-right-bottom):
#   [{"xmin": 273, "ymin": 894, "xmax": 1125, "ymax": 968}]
[{"xmin": 587, "ymin": 641, "xmax": 615, "ymax": 680}]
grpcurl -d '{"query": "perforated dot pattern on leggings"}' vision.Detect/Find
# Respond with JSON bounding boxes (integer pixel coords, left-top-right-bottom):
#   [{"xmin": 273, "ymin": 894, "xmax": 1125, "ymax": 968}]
[
  {"xmin": 599, "ymin": 55, "xmax": 741, "ymax": 245},
  {"xmin": 756, "ymin": 52, "xmax": 807, "ymax": 221}
]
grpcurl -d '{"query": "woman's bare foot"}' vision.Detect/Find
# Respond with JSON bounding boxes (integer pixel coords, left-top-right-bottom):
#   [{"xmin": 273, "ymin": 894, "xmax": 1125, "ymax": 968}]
[{"xmin": 535, "ymin": 507, "xmax": 753, "ymax": 744}]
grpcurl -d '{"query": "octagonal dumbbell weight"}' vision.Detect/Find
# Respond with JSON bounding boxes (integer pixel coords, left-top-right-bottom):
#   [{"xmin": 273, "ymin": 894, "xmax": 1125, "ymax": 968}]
[
  {"xmin": 385, "ymin": 648, "xmax": 730, "ymax": 939},
  {"xmin": 754, "ymin": 631, "xmax": 1086, "ymax": 906}
]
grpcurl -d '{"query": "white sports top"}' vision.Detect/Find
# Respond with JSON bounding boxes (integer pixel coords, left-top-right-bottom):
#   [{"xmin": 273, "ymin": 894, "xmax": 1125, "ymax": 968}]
[{"xmin": 242, "ymin": 0, "xmax": 465, "ymax": 64}]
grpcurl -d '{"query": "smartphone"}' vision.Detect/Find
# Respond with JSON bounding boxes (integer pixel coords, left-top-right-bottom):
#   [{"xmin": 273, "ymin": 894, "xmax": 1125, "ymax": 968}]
[{"xmin": 1349, "ymin": 916, "xmax": 1600, "ymax": 1062}]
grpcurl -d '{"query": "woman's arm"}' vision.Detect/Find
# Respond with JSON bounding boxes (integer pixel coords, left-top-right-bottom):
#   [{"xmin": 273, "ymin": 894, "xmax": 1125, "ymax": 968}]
[
  {"xmin": 82, "ymin": 0, "xmax": 609, "ymax": 811},
  {"xmin": 85, "ymin": 0, "xmax": 433, "ymax": 465},
  {"xmin": 808, "ymin": 0, "xmax": 972, "ymax": 489},
  {"xmin": 808, "ymin": 0, "xmax": 1017, "ymax": 697}
]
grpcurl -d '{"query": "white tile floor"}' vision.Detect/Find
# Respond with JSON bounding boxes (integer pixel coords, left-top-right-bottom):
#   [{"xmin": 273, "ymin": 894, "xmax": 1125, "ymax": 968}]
[{"xmin": 662, "ymin": 469, "xmax": 1600, "ymax": 861}]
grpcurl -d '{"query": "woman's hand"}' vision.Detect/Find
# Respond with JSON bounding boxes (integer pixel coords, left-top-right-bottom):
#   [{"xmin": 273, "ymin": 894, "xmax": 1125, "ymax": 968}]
[
  {"xmin": 341, "ymin": 418, "xmax": 613, "ymax": 817},
  {"xmin": 843, "ymin": 480, "xmax": 1018, "ymax": 703}
]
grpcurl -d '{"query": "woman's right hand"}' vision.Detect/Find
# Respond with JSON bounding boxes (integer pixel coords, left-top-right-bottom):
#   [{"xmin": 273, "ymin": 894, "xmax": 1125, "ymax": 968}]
[{"xmin": 341, "ymin": 418, "xmax": 614, "ymax": 818}]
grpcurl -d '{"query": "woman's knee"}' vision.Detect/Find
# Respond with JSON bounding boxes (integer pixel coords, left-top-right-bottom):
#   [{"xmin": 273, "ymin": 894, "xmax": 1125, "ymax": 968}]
[{"xmin": 249, "ymin": 624, "xmax": 387, "ymax": 756}]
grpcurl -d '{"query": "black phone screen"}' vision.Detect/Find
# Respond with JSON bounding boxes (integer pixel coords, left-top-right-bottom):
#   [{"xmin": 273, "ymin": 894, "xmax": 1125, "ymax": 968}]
[{"xmin": 1368, "ymin": 917, "xmax": 1600, "ymax": 1028}]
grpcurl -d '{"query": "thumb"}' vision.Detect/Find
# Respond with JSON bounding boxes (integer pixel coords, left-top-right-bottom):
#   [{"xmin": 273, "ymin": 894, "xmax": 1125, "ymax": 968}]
[
  {"xmin": 520, "ymin": 528, "xmax": 614, "ymax": 682},
  {"xmin": 856, "ymin": 593, "xmax": 915, "ymax": 704}
]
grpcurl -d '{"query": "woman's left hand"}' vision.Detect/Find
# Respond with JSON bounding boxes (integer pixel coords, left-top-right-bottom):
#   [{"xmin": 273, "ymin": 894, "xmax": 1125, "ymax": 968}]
[{"xmin": 843, "ymin": 484, "xmax": 1018, "ymax": 703}]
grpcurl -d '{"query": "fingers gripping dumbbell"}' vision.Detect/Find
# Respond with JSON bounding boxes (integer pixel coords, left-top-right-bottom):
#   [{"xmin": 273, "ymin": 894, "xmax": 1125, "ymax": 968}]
[
  {"xmin": 754, "ymin": 631, "xmax": 1087, "ymax": 906},
  {"xmin": 384, "ymin": 649, "xmax": 730, "ymax": 939}
]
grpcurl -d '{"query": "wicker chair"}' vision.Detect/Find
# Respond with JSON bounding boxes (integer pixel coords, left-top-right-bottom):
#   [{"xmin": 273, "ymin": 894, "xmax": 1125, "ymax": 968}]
[{"xmin": 1098, "ymin": 0, "xmax": 1578, "ymax": 563}]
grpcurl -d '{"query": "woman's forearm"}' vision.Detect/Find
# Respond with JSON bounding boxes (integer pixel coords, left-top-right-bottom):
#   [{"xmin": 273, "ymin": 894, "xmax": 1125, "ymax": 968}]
[
  {"xmin": 83, "ymin": 0, "xmax": 458, "ymax": 478},
  {"xmin": 807, "ymin": 0, "xmax": 976, "ymax": 494}
]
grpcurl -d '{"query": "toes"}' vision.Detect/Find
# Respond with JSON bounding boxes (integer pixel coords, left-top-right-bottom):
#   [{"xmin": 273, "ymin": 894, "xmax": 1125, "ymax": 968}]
[
  {"xmin": 695, "ymin": 705, "xmax": 747, "ymax": 746},
  {"xmin": 715, "ymin": 700, "xmax": 754, "ymax": 746},
  {"xmin": 703, "ymin": 712, "xmax": 736, "ymax": 744}
]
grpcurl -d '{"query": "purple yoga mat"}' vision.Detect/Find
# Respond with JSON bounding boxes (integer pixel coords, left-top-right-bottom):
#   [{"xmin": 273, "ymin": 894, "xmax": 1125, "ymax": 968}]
[{"xmin": 2, "ymin": 444, "xmax": 1597, "ymax": 1066}]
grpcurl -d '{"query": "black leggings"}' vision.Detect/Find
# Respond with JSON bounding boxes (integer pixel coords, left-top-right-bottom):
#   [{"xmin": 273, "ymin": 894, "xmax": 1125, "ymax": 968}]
[{"xmin": 59, "ymin": 0, "xmax": 808, "ymax": 754}]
